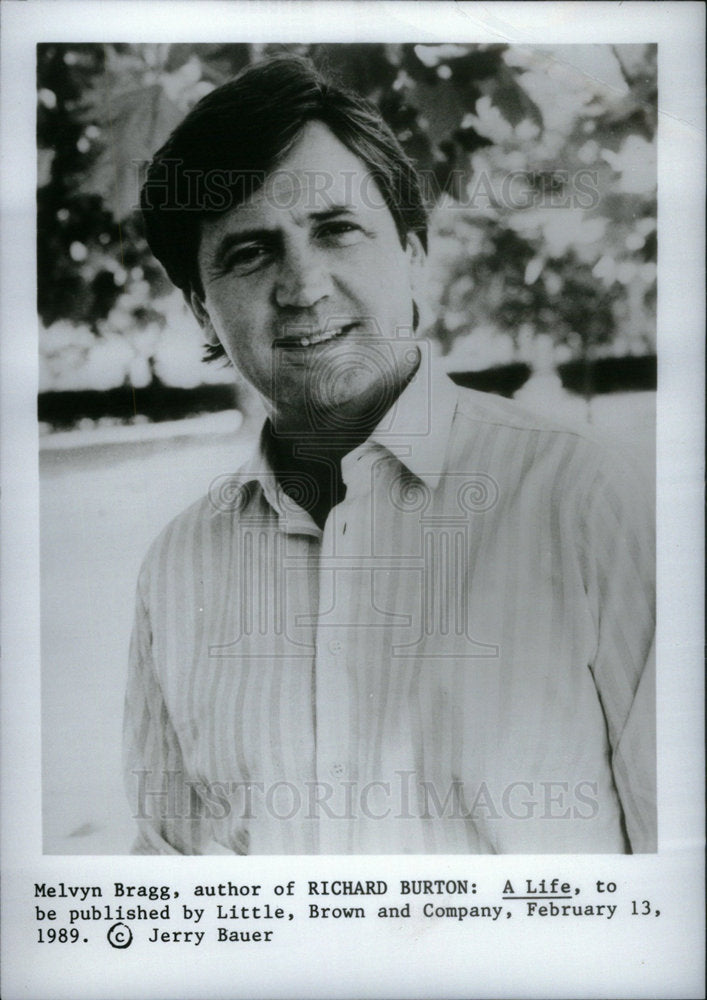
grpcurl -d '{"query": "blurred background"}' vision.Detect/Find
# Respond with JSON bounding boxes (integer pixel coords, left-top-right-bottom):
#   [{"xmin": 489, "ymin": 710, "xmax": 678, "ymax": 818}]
[
  {"xmin": 38, "ymin": 41, "xmax": 656, "ymax": 428},
  {"xmin": 38, "ymin": 43, "xmax": 657, "ymax": 853}
]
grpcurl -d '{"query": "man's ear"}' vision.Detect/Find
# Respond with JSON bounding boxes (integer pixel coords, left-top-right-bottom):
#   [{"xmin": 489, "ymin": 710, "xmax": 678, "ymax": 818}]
[{"xmin": 186, "ymin": 289, "xmax": 220, "ymax": 347}]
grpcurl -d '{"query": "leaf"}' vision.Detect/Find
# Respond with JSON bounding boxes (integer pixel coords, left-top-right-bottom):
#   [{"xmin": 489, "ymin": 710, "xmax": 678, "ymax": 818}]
[
  {"xmin": 410, "ymin": 76, "xmax": 471, "ymax": 149},
  {"xmin": 82, "ymin": 82, "xmax": 185, "ymax": 220},
  {"xmin": 483, "ymin": 63, "xmax": 543, "ymax": 129}
]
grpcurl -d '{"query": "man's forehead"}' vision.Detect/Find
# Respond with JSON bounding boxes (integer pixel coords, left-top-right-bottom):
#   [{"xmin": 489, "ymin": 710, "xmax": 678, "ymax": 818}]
[{"xmin": 237, "ymin": 121, "xmax": 388, "ymax": 221}]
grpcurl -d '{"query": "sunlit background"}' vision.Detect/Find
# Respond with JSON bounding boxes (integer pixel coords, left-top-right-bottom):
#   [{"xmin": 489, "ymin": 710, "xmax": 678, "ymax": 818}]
[
  {"xmin": 38, "ymin": 42, "xmax": 656, "ymax": 425},
  {"xmin": 38, "ymin": 43, "xmax": 657, "ymax": 853}
]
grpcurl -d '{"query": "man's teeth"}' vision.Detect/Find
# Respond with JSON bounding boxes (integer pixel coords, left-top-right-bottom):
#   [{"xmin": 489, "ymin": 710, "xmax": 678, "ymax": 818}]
[{"xmin": 298, "ymin": 326, "xmax": 348, "ymax": 347}]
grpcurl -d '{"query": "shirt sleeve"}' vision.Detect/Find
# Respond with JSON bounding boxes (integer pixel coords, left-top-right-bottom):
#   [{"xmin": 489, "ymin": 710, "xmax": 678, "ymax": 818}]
[
  {"xmin": 122, "ymin": 572, "xmax": 208, "ymax": 855},
  {"xmin": 580, "ymin": 447, "xmax": 657, "ymax": 852}
]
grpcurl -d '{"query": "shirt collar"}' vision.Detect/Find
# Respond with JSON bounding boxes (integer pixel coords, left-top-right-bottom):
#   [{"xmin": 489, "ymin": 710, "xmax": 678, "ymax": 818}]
[
  {"xmin": 362, "ymin": 344, "xmax": 457, "ymax": 490},
  {"xmin": 237, "ymin": 340, "xmax": 458, "ymax": 510}
]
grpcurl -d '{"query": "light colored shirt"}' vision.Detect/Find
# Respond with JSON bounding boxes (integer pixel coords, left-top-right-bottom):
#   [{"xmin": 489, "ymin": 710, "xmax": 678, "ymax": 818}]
[{"xmin": 124, "ymin": 351, "xmax": 656, "ymax": 854}]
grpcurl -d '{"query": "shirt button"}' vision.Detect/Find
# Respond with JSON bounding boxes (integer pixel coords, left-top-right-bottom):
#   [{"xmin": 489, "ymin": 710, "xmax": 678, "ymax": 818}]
[
  {"xmin": 328, "ymin": 639, "xmax": 343, "ymax": 654},
  {"xmin": 330, "ymin": 763, "xmax": 345, "ymax": 777}
]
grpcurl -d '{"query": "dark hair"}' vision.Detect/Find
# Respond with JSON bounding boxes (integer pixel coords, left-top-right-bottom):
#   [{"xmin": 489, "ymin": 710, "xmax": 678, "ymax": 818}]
[{"xmin": 140, "ymin": 55, "xmax": 428, "ymax": 359}]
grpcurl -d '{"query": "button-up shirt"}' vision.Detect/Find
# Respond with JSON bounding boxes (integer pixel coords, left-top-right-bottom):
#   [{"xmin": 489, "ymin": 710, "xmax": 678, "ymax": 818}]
[{"xmin": 124, "ymin": 353, "xmax": 655, "ymax": 854}]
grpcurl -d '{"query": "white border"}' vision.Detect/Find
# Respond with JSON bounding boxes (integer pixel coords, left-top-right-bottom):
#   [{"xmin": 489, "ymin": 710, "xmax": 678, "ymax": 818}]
[{"xmin": 2, "ymin": 3, "xmax": 704, "ymax": 998}]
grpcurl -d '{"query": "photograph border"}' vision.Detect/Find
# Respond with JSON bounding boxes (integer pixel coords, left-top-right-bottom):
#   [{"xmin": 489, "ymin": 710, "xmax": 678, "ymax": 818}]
[{"xmin": 2, "ymin": 3, "xmax": 704, "ymax": 998}]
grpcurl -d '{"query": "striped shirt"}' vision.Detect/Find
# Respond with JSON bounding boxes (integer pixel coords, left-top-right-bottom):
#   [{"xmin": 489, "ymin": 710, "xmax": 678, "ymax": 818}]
[{"xmin": 124, "ymin": 352, "xmax": 656, "ymax": 854}]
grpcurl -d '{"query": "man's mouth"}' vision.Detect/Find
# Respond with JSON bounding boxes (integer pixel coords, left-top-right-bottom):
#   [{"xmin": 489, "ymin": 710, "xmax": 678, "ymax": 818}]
[{"xmin": 274, "ymin": 323, "xmax": 356, "ymax": 349}]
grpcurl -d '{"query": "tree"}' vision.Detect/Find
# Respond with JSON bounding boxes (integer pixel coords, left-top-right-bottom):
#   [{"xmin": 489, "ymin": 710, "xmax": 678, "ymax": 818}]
[{"xmin": 37, "ymin": 42, "xmax": 656, "ymax": 401}]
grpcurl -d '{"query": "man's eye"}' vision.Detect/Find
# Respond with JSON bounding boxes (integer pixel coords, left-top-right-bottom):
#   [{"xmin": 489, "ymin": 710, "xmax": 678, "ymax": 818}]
[
  {"xmin": 224, "ymin": 245, "xmax": 271, "ymax": 273},
  {"xmin": 319, "ymin": 221, "xmax": 365, "ymax": 244}
]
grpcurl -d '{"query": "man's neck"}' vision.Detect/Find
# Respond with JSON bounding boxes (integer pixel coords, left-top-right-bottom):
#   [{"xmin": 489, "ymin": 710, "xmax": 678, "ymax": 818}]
[
  {"xmin": 264, "ymin": 426, "xmax": 349, "ymax": 530},
  {"xmin": 265, "ymin": 355, "xmax": 421, "ymax": 527}
]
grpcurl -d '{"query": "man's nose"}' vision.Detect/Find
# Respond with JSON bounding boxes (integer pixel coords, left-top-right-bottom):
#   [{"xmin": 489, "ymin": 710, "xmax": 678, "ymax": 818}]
[{"xmin": 274, "ymin": 245, "xmax": 332, "ymax": 309}]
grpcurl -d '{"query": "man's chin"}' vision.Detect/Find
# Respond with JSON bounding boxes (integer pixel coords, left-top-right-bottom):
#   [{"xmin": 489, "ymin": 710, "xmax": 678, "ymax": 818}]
[{"xmin": 269, "ymin": 383, "xmax": 394, "ymax": 438}]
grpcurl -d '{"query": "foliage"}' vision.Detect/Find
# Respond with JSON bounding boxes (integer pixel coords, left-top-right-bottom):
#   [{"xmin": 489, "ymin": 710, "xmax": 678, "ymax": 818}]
[{"xmin": 37, "ymin": 42, "xmax": 657, "ymax": 393}]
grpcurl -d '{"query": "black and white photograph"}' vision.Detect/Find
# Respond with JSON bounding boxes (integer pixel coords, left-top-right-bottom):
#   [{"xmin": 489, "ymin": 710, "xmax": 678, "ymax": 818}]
[
  {"xmin": 1, "ymin": 2, "xmax": 704, "ymax": 998},
  {"xmin": 39, "ymin": 39, "xmax": 660, "ymax": 857}
]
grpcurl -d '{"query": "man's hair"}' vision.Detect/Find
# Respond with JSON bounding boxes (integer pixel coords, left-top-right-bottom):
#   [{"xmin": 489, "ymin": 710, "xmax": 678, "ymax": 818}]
[{"xmin": 140, "ymin": 54, "xmax": 428, "ymax": 359}]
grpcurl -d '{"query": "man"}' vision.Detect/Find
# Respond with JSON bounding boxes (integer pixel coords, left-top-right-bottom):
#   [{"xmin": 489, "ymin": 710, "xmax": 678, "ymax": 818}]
[{"xmin": 125, "ymin": 55, "xmax": 655, "ymax": 854}]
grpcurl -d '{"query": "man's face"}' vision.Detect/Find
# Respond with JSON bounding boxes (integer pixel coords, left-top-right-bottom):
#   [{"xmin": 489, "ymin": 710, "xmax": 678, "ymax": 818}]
[{"xmin": 192, "ymin": 121, "xmax": 423, "ymax": 434}]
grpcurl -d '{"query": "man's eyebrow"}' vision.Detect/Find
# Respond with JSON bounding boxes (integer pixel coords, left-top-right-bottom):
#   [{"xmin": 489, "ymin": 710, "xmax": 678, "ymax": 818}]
[{"xmin": 309, "ymin": 205, "xmax": 357, "ymax": 222}]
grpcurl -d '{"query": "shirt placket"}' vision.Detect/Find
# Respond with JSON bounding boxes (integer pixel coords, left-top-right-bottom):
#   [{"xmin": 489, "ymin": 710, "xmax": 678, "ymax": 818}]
[{"xmin": 313, "ymin": 445, "xmax": 378, "ymax": 853}]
